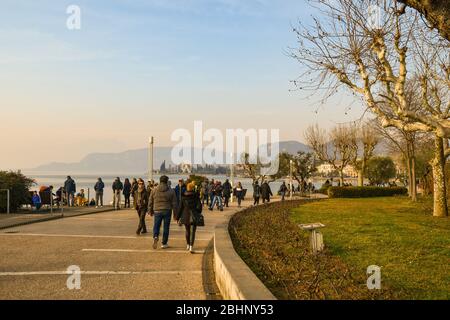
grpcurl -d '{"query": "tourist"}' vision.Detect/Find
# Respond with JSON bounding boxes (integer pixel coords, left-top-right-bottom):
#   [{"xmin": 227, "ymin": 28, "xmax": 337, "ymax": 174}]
[
  {"xmin": 75, "ymin": 189, "xmax": 87, "ymax": 206},
  {"xmin": 261, "ymin": 181, "xmax": 272, "ymax": 203},
  {"xmin": 279, "ymin": 182, "xmax": 288, "ymax": 201},
  {"xmin": 174, "ymin": 179, "xmax": 186, "ymax": 205},
  {"xmin": 94, "ymin": 177, "xmax": 104, "ymax": 208},
  {"xmin": 131, "ymin": 178, "xmax": 138, "ymax": 207},
  {"xmin": 209, "ymin": 181, "xmax": 223, "ymax": 211},
  {"xmin": 112, "ymin": 177, "xmax": 123, "ymax": 210},
  {"xmin": 175, "ymin": 182, "xmax": 203, "ymax": 253},
  {"xmin": 134, "ymin": 178, "xmax": 148, "ymax": 235},
  {"xmin": 64, "ymin": 176, "xmax": 76, "ymax": 207},
  {"xmin": 235, "ymin": 182, "xmax": 244, "ymax": 208},
  {"xmin": 123, "ymin": 178, "xmax": 132, "ymax": 208},
  {"xmin": 222, "ymin": 179, "xmax": 232, "ymax": 207},
  {"xmin": 208, "ymin": 179, "xmax": 215, "ymax": 205},
  {"xmin": 200, "ymin": 179, "xmax": 209, "ymax": 206},
  {"xmin": 148, "ymin": 175, "xmax": 178, "ymax": 249},
  {"xmin": 32, "ymin": 191, "xmax": 42, "ymax": 211},
  {"xmin": 253, "ymin": 181, "xmax": 261, "ymax": 205}
]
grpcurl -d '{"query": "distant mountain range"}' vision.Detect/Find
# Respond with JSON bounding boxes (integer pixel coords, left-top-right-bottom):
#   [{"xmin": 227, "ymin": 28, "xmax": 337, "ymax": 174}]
[{"xmin": 30, "ymin": 141, "xmax": 310, "ymax": 174}]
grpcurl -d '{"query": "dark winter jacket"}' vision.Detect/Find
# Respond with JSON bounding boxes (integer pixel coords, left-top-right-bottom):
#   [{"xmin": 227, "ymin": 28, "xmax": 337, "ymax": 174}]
[
  {"xmin": 253, "ymin": 183, "xmax": 261, "ymax": 198},
  {"xmin": 212, "ymin": 184, "xmax": 223, "ymax": 197},
  {"xmin": 261, "ymin": 182, "xmax": 273, "ymax": 199},
  {"xmin": 112, "ymin": 180, "xmax": 123, "ymax": 193},
  {"xmin": 123, "ymin": 181, "xmax": 132, "ymax": 196},
  {"xmin": 175, "ymin": 191, "xmax": 202, "ymax": 225},
  {"xmin": 134, "ymin": 188, "xmax": 148, "ymax": 210},
  {"xmin": 174, "ymin": 184, "xmax": 187, "ymax": 203},
  {"xmin": 148, "ymin": 182, "xmax": 178, "ymax": 213},
  {"xmin": 222, "ymin": 181, "xmax": 232, "ymax": 197},
  {"xmin": 64, "ymin": 178, "xmax": 76, "ymax": 194},
  {"xmin": 94, "ymin": 181, "xmax": 104, "ymax": 193}
]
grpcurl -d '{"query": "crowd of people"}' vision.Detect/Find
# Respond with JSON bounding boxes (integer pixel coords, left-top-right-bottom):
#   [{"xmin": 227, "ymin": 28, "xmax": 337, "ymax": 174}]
[{"xmin": 33, "ymin": 175, "xmax": 291, "ymax": 252}]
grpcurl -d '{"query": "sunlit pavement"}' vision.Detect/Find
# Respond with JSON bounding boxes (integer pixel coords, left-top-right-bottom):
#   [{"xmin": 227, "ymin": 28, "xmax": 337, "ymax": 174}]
[{"xmin": 0, "ymin": 202, "xmax": 247, "ymax": 300}]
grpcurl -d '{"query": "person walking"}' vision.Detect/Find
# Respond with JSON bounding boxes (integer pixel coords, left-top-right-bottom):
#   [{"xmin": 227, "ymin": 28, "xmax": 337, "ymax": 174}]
[
  {"xmin": 32, "ymin": 191, "xmax": 42, "ymax": 211},
  {"xmin": 112, "ymin": 177, "xmax": 123, "ymax": 210},
  {"xmin": 209, "ymin": 181, "xmax": 223, "ymax": 211},
  {"xmin": 174, "ymin": 179, "xmax": 186, "ymax": 206},
  {"xmin": 222, "ymin": 179, "xmax": 232, "ymax": 207},
  {"xmin": 134, "ymin": 179, "xmax": 148, "ymax": 235},
  {"xmin": 175, "ymin": 182, "xmax": 203, "ymax": 253},
  {"xmin": 235, "ymin": 182, "xmax": 244, "ymax": 208},
  {"xmin": 261, "ymin": 180, "xmax": 272, "ymax": 204},
  {"xmin": 207, "ymin": 179, "xmax": 215, "ymax": 205},
  {"xmin": 94, "ymin": 177, "xmax": 104, "ymax": 208},
  {"xmin": 64, "ymin": 176, "xmax": 76, "ymax": 207},
  {"xmin": 279, "ymin": 181, "xmax": 288, "ymax": 201},
  {"xmin": 253, "ymin": 181, "xmax": 261, "ymax": 205},
  {"xmin": 131, "ymin": 178, "xmax": 138, "ymax": 207},
  {"xmin": 200, "ymin": 180, "xmax": 209, "ymax": 206},
  {"xmin": 123, "ymin": 178, "xmax": 132, "ymax": 208},
  {"xmin": 148, "ymin": 175, "xmax": 178, "ymax": 249}
]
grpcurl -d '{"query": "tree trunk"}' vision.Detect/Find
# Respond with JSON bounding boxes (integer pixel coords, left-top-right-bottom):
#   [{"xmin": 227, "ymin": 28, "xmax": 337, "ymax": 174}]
[
  {"xmin": 357, "ymin": 169, "xmax": 364, "ymax": 187},
  {"xmin": 431, "ymin": 137, "xmax": 448, "ymax": 217},
  {"xmin": 339, "ymin": 170, "xmax": 344, "ymax": 186},
  {"xmin": 411, "ymin": 156, "xmax": 417, "ymax": 202}
]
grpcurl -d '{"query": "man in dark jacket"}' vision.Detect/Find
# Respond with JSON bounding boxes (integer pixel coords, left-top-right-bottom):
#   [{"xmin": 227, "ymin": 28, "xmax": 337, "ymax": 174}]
[
  {"xmin": 261, "ymin": 181, "xmax": 273, "ymax": 203},
  {"xmin": 148, "ymin": 175, "xmax": 178, "ymax": 249},
  {"xmin": 94, "ymin": 177, "xmax": 104, "ymax": 208},
  {"xmin": 112, "ymin": 177, "xmax": 123, "ymax": 210},
  {"xmin": 209, "ymin": 181, "xmax": 223, "ymax": 211},
  {"xmin": 134, "ymin": 179, "xmax": 148, "ymax": 235},
  {"xmin": 64, "ymin": 176, "xmax": 76, "ymax": 207},
  {"xmin": 222, "ymin": 179, "xmax": 232, "ymax": 207},
  {"xmin": 253, "ymin": 181, "xmax": 261, "ymax": 205},
  {"xmin": 174, "ymin": 179, "xmax": 186, "ymax": 205},
  {"xmin": 279, "ymin": 182, "xmax": 288, "ymax": 201}
]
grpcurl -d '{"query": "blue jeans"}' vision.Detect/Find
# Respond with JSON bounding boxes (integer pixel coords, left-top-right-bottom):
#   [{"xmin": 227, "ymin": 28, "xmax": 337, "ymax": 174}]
[
  {"xmin": 210, "ymin": 195, "xmax": 223, "ymax": 210},
  {"xmin": 153, "ymin": 210, "xmax": 172, "ymax": 245}
]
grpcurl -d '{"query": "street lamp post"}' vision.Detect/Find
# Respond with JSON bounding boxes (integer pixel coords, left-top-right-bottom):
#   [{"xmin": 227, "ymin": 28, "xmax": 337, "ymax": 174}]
[
  {"xmin": 149, "ymin": 136, "xmax": 154, "ymax": 183},
  {"xmin": 230, "ymin": 152, "xmax": 234, "ymax": 203},
  {"xmin": 289, "ymin": 160, "xmax": 293, "ymax": 200}
]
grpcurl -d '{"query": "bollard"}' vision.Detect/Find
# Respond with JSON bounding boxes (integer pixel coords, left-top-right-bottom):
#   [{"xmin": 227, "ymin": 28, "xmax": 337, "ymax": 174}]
[{"xmin": 299, "ymin": 223, "xmax": 325, "ymax": 253}]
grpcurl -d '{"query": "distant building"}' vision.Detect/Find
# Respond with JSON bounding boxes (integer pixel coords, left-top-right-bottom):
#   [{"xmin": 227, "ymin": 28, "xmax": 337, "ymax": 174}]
[{"xmin": 317, "ymin": 162, "xmax": 358, "ymax": 178}]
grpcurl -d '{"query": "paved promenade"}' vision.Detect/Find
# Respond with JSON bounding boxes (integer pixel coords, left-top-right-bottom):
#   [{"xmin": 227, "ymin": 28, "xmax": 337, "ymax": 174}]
[{"xmin": 0, "ymin": 201, "xmax": 249, "ymax": 299}]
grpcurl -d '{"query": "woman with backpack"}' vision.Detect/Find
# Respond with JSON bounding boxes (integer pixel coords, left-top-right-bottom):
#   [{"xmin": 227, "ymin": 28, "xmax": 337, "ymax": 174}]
[{"xmin": 175, "ymin": 182, "xmax": 203, "ymax": 253}]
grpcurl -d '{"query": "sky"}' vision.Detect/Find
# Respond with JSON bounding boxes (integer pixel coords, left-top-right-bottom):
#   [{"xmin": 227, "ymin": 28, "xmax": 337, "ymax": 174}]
[{"xmin": 0, "ymin": 0, "xmax": 364, "ymax": 170}]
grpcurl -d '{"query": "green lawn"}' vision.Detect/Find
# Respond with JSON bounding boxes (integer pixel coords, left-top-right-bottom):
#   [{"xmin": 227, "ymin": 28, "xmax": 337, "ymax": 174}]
[{"xmin": 291, "ymin": 197, "xmax": 450, "ymax": 299}]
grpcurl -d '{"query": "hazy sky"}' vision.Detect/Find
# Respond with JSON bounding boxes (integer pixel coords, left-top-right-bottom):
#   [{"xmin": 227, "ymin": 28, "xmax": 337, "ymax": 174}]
[{"xmin": 0, "ymin": 0, "xmax": 363, "ymax": 169}]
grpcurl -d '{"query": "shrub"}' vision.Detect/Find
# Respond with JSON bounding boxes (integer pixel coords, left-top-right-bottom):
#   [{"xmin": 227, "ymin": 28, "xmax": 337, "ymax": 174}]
[
  {"xmin": 0, "ymin": 171, "xmax": 35, "ymax": 213},
  {"xmin": 328, "ymin": 186, "xmax": 408, "ymax": 198}
]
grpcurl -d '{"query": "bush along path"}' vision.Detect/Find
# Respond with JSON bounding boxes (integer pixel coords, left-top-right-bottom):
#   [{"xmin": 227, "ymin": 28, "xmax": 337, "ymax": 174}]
[{"xmin": 229, "ymin": 200, "xmax": 394, "ymax": 300}]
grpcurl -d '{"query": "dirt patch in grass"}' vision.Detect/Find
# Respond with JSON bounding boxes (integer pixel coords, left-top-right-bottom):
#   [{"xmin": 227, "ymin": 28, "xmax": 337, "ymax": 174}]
[{"xmin": 229, "ymin": 200, "xmax": 393, "ymax": 300}]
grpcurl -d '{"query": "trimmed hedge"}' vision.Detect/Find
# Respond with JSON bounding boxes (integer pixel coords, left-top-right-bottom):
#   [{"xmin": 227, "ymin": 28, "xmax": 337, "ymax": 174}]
[{"xmin": 328, "ymin": 186, "xmax": 408, "ymax": 198}]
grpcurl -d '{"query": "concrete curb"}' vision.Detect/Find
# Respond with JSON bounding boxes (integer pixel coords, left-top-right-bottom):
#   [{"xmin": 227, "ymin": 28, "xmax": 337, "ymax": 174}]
[
  {"xmin": 0, "ymin": 214, "xmax": 63, "ymax": 230},
  {"xmin": 214, "ymin": 220, "xmax": 277, "ymax": 300},
  {"xmin": 0, "ymin": 207, "xmax": 116, "ymax": 230}
]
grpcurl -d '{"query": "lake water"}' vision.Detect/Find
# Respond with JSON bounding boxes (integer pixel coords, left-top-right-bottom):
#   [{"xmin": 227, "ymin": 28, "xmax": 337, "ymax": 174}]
[{"xmin": 23, "ymin": 172, "xmax": 334, "ymax": 204}]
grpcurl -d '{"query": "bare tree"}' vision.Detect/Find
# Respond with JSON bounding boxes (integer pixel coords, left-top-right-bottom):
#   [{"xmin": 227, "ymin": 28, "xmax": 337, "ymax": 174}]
[
  {"xmin": 305, "ymin": 124, "xmax": 358, "ymax": 185},
  {"xmin": 292, "ymin": 0, "xmax": 449, "ymax": 216},
  {"xmin": 349, "ymin": 125, "xmax": 380, "ymax": 187},
  {"xmin": 398, "ymin": 0, "xmax": 450, "ymax": 41}
]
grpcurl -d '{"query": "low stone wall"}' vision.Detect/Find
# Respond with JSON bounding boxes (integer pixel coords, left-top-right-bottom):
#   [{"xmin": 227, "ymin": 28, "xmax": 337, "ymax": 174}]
[{"xmin": 213, "ymin": 221, "xmax": 277, "ymax": 300}]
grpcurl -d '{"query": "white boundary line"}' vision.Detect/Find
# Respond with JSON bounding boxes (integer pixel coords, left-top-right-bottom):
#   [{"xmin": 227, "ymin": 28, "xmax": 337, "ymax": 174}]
[
  {"xmin": 82, "ymin": 248, "xmax": 206, "ymax": 254},
  {"xmin": 0, "ymin": 233, "xmax": 212, "ymax": 241},
  {"xmin": 0, "ymin": 270, "xmax": 202, "ymax": 276}
]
